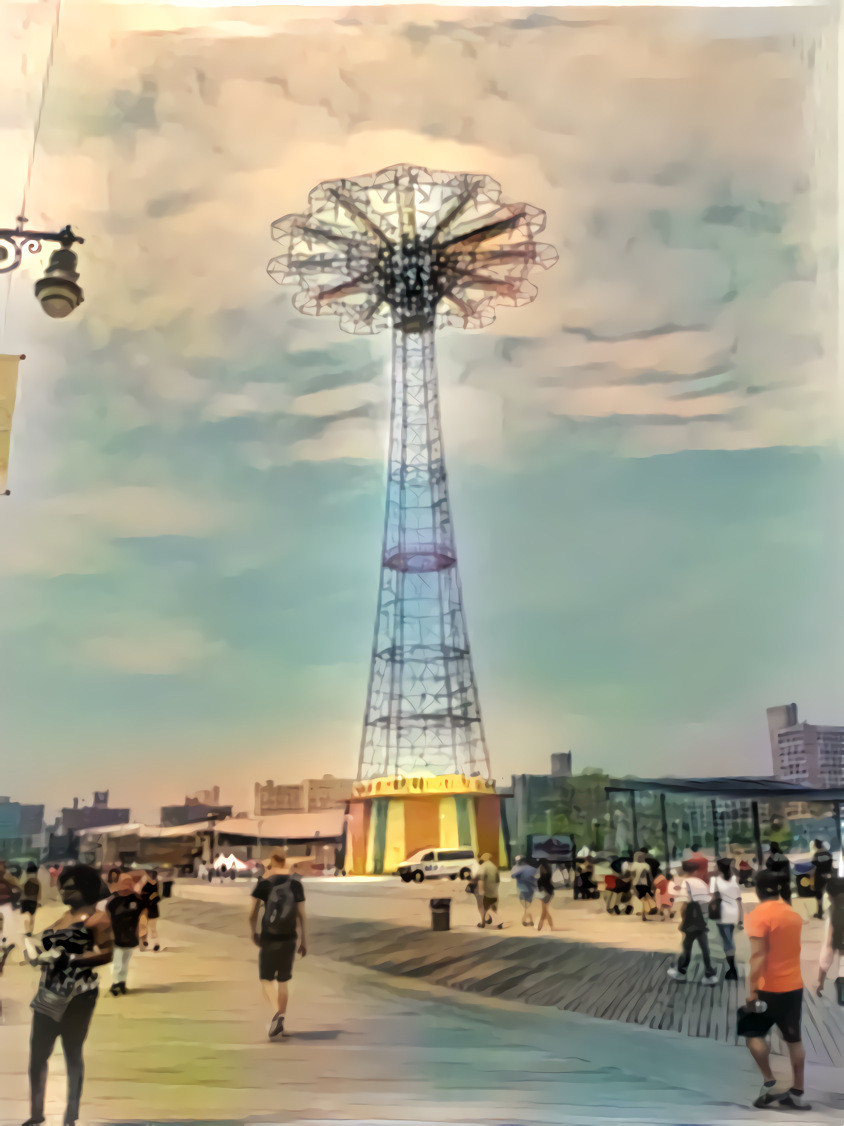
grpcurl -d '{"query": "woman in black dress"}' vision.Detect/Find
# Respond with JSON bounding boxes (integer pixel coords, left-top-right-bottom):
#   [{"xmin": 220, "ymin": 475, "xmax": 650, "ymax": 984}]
[
  {"xmin": 139, "ymin": 868, "xmax": 161, "ymax": 951},
  {"xmin": 20, "ymin": 864, "xmax": 42, "ymax": 937},
  {"xmin": 536, "ymin": 859, "xmax": 555, "ymax": 932},
  {"xmin": 23, "ymin": 863, "xmax": 113, "ymax": 1126}
]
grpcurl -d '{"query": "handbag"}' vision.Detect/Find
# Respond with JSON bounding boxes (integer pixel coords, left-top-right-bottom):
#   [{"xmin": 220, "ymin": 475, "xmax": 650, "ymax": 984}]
[
  {"xmin": 736, "ymin": 1001, "xmax": 769, "ymax": 1038},
  {"xmin": 708, "ymin": 884, "xmax": 722, "ymax": 921},
  {"xmin": 31, "ymin": 982, "xmax": 73, "ymax": 1022},
  {"xmin": 681, "ymin": 882, "xmax": 707, "ymax": 935}
]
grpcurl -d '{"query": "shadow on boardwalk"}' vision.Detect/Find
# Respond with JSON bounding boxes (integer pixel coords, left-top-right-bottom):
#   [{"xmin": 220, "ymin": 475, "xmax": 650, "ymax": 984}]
[
  {"xmin": 164, "ymin": 897, "xmax": 844, "ymax": 1068},
  {"xmin": 309, "ymin": 917, "xmax": 844, "ymax": 1067}
]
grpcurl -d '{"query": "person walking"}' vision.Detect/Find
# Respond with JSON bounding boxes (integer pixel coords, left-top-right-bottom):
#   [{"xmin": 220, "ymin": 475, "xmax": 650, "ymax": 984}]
[
  {"xmin": 816, "ymin": 875, "xmax": 844, "ymax": 1001},
  {"xmin": 536, "ymin": 858, "xmax": 555, "ymax": 932},
  {"xmin": 138, "ymin": 869, "xmax": 161, "ymax": 951},
  {"xmin": 160, "ymin": 865, "xmax": 175, "ymax": 899},
  {"xmin": 249, "ymin": 849, "xmax": 307, "ymax": 1039},
  {"xmin": 642, "ymin": 846, "xmax": 661, "ymax": 882},
  {"xmin": 710, "ymin": 856, "xmax": 743, "ymax": 980},
  {"xmin": 476, "ymin": 852, "xmax": 502, "ymax": 929},
  {"xmin": 20, "ymin": 864, "xmax": 42, "ymax": 938},
  {"xmin": 106, "ymin": 874, "xmax": 142, "ymax": 995},
  {"xmin": 667, "ymin": 859, "xmax": 718, "ymax": 985},
  {"xmin": 22, "ymin": 863, "xmax": 113, "ymax": 1126},
  {"xmin": 629, "ymin": 851, "xmax": 656, "ymax": 922},
  {"xmin": 0, "ymin": 859, "xmax": 21, "ymax": 952},
  {"xmin": 510, "ymin": 856, "xmax": 537, "ymax": 927},
  {"xmin": 574, "ymin": 850, "xmax": 598, "ymax": 900},
  {"xmin": 743, "ymin": 870, "xmax": 809, "ymax": 1110},
  {"xmin": 653, "ymin": 868, "xmax": 675, "ymax": 921},
  {"xmin": 685, "ymin": 843, "xmax": 709, "ymax": 884},
  {"xmin": 810, "ymin": 839, "xmax": 833, "ymax": 920},
  {"xmin": 765, "ymin": 842, "xmax": 792, "ymax": 904}
]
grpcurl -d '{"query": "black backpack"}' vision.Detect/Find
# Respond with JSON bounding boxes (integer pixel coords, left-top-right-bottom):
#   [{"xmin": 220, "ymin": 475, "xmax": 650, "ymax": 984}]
[
  {"xmin": 680, "ymin": 882, "xmax": 706, "ymax": 935},
  {"xmin": 262, "ymin": 876, "xmax": 299, "ymax": 938}
]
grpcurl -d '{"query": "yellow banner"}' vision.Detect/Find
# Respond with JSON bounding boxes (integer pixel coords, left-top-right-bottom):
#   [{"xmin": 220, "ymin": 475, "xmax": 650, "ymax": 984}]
[{"xmin": 0, "ymin": 353, "xmax": 22, "ymax": 493}]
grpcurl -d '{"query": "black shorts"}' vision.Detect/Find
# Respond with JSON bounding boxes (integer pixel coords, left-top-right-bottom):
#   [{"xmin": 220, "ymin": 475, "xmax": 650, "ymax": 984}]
[
  {"xmin": 259, "ymin": 938, "xmax": 297, "ymax": 983},
  {"xmin": 143, "ymin": 904, "xmax": 160, "ymax": 920},
  {"xmin": 19, "ymin": 900, "xmax": 38, "ymax": 915},
  {"xmin": 752, "ymin": 989, "xmax": 804, "ymax": 1044},
  {"xmin": 635, "ymin": 886, "xmax": 652, "ymax": 900}
]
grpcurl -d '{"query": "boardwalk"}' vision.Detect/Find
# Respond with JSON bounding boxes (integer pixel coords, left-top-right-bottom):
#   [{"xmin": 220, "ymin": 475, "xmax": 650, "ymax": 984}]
[
  {"xmin": 162, "ymin": 891, "xmax": 844, "ymax": 1068},
  {"xmin": 307, "ymin": 917, "xmax": 844, "ymax": 1066}
]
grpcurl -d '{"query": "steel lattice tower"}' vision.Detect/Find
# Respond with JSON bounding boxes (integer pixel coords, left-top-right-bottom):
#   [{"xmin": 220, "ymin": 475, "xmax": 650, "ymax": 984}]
[{"xmin": 268, "ymin": 165, "xmax": 556, "ymax": 782}]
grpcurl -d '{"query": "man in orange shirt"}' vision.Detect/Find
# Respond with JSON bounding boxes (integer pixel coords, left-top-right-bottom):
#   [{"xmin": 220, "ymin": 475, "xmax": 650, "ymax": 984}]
[{"xmin": 743, "ymin": 871, "xmax": 810, "ymax": 1111}]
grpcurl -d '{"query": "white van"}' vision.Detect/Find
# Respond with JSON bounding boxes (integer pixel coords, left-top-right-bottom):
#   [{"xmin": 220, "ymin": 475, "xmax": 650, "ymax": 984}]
[{"xmin": 397, "ymin": 847, "xmax": 475, "ymax": 883}]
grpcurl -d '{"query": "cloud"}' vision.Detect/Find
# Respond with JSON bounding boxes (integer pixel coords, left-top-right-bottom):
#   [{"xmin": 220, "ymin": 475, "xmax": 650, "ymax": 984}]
[
  {"xmin": 10, "ymin": 0, "xmax": 826, "ymax": 463},
  {"xmin": 288, "ymin": 416, "xmax": 383, "ymax": 463},
  {"xmin": 288, "ymin": 383, "xmax": 382, "ymax": 419},
  {"xmin": 79, "ymin": 615, "xmax": 226, "ymax": 675},
  {"xmin": 0, "ymin": 486, "xmax": 232, "ymax": 577},
  {"xmin": 52, "ymin": 486, "xmax": 228, "ymax": 538},
  {"xmin": 203, "ymin": 382, "xmax": 293, "ymax": 421}
]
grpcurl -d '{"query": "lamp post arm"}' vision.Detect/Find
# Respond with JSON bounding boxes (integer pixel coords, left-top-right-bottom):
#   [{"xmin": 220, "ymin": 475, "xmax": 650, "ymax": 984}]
[{"xmin": 0, "ymin": 223, "xmax": 84, "ymax": 275}]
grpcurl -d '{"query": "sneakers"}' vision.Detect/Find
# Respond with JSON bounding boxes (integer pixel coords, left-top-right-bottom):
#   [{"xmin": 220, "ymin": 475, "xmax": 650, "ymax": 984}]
[
  {"xmin": 753, "ymin": 1082, "xmax": 779, "ymax": 1108},
  {"xmin": 268, "ymin": 1012, "xmax": 285, "ymax": 1039},
  {"xmin": 779, "ymin": 1090, "xmax": 812, "ymax": 1111},
  {"xmin": 667, "ymin": 967, "xmax": 687, "ymax": 982},
  {"xmin": 702, "ymin": 972, "xmax": 719, "ymax": 986}
]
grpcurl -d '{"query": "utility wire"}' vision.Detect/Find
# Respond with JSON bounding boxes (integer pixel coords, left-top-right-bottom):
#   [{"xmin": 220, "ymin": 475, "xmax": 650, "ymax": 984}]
[{"xmin": 1, "ymin": 0, "xmax": 64, "ymax": 343}]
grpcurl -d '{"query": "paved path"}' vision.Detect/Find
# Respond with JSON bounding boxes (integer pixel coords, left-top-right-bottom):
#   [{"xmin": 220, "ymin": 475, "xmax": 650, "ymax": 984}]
[{"xmin": 2, "ymin": 881, "xmax": 844, "ymax": 1125}]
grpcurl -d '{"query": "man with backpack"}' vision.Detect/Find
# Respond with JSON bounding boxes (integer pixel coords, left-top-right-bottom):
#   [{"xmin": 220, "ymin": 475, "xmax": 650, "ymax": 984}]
[
  {"xmin": 249, "ymin": 850, "xmax": 307, "ymax": 1039},
  {"xmin": 667, "ymin": 858, "xmax": 718, "ymax": 985}
]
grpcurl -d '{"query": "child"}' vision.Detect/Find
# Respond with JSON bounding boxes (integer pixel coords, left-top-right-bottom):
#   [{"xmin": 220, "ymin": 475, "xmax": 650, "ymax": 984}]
[{"xmin": 654, "ymin": 869, "xmax": 675, "ymax": 920}]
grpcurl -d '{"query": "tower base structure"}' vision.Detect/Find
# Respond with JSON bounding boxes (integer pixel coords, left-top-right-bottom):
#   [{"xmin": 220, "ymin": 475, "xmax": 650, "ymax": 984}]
[{"xmin": 345, "ymin": 775, "xmax": 508, "ymax": 876}]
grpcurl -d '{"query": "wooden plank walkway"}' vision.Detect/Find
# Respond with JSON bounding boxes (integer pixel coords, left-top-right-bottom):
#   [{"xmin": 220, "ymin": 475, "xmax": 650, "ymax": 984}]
[{"xmin": 310, "ymin": 915, "xmax": 844, "ymax": 1067}]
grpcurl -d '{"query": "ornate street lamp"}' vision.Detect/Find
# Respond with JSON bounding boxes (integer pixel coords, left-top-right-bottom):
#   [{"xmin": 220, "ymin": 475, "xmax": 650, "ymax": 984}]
[{"xmin": 0, "ymin": 216, "xmax": 85, "ymax": 318}]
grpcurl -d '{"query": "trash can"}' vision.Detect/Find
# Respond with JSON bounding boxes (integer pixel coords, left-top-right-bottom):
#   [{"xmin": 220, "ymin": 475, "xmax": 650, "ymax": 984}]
[
  {"xmin": 430, "ymin": 897, "xmax": 451, "ymax": 932},
  {"xmin": 794, "ymin": 862, "xmax": 814, "ymax": 899}
]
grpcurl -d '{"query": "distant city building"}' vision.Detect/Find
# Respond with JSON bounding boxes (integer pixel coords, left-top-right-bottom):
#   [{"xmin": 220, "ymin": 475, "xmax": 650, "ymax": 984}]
[
  {"xmin": 304, "ymin": 775, "xmax": 354, "ymax": 811},
  {"xmin": 255, "ymin": 780, "xmax": 305, "ymax": 816},
  {"xmin": 769, "ymin": 703, "xmax": 844, "ymax": 787},
  {"xmin": 255, "ymin": 775, "xmax": 354, "ymax": 817},
  {"xmin": 551, "ymin": 752, "xmax": 573, "ymax": 778},
  {"xmin": 0, "ymin": 797, "xmax": 45, "ymax": 856},
  {"xmin": 191, "ymin": 786, "xmax": 221, "ymax": 806},
  {"xmin": 160, "ymin": 795, "xmax": 233, "ymax": 827},
  {"xmin": 61, "ymin": 791, "xmax": 130, "ymax": 833}
]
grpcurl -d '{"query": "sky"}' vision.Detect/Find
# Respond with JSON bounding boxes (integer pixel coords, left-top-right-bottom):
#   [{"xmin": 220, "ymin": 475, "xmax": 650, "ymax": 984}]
[{"xmin": 0, "ymin": 2, "xmax": 841, "ymax": 823}]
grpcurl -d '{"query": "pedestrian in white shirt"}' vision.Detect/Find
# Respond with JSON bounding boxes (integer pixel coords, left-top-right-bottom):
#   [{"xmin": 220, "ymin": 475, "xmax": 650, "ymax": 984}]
[
  {"xmin": 667, "ymin": 859, "xmax": 718, "ymax": 985},
  {"xmin": 709, "ymin": 856, "xmax": 743, "ymax": 980}
]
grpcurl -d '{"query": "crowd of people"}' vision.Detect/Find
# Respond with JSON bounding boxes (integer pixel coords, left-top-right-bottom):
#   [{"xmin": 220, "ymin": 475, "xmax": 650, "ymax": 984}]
[
  {"xmin": 496, "ymin": 837, "xmax": 844, "ymax": 1113},
  {"xmin": 3, "ymin": 835, "xmax": 844, "ymax": 1118}
]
